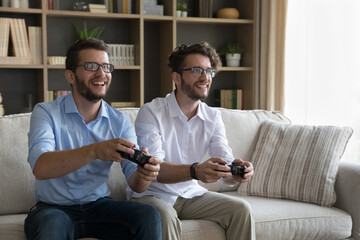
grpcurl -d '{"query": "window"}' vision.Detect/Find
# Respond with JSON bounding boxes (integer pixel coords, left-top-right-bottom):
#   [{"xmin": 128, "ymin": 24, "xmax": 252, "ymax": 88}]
[{"xmin": 284, "ymin": 0, "xmax": 360, "ymax": 162}]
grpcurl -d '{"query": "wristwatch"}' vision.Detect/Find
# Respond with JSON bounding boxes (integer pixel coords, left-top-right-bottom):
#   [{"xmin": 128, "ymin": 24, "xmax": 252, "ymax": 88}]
[{"xmin": 190, "ymin": 162, "xmax": 199, "ymax": 180}]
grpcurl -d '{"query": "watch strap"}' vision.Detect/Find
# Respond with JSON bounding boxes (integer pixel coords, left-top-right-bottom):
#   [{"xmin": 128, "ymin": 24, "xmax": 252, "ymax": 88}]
[{"xmin": 190, "ymin": 162, "xmax": 199, "ymax": 180}]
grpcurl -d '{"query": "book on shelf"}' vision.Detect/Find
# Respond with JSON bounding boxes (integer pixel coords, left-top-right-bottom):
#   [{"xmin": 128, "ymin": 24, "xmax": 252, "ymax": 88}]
[
  {"xmin": 108, "ymin": 44, "xmax": 135, "ymax": 66},
  {"xmin": 110, "ymin": 101, "xmax": 137, "ymax": 108},
  {"xmin": 0, "ymin": 18, "xmax": 10, "ymax": 57},
  {"xmin": 28, "ymin": 26, "xmax": 42, "ymax": 64},
  {"xmin": 46, "ymin": 0, "xmax": 53, "ymax": 10},
  {"xmin": 89, "ymin": 8, "xmax": 108, "ymax": 13},
  {"xmin": 17, "ymin": 19, "xmax": 31, "ymax": 58},
  {"xmin": 109, "ymin": 0, "xmax": 135, "ymax": 14},
  {"xmin": 122, "ymin": 0, "xmax": 127, "ymax": 13},
  {"xmin": 195, "ymin": 0, "xmax": 213, "ymax": 18},
  {"xmin": 214, "ymin": 89, "xmax": 243, "ymax": 109},
  {"xmin": 47, "ymin": 0, "xmax": 59, "ymax": 10},
  {"xmin": 48, "ymin": 90, "xmax": 71, "ymax": 101}
]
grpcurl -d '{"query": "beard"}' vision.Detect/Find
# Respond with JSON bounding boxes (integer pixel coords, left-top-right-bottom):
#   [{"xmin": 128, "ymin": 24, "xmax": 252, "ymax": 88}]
[
  {"xmin": 180, "ymin": 76, "xmax": 209, "ymax": 101},
  {"xmin": 74, "ymin": 74, "xmax": 108, "ymax": 102}
]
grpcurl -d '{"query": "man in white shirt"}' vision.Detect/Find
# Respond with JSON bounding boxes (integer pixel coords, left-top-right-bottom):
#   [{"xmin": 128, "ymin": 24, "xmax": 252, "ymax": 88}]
[{"xmin": 129, "ymin": 42, "xmax": 255, "ymax": 240}]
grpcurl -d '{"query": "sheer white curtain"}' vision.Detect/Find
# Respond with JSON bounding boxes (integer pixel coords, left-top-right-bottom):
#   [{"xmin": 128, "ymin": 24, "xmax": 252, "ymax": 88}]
[{"xmin": 284, "ymin": 0, "xmax": 360, "ymax": 162}]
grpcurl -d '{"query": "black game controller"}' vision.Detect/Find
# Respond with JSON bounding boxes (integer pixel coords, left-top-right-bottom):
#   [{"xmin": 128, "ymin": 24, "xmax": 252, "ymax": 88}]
[
  {"xmin": 117, "ymin": 149, "xmax": 151, "ymax": 167},
  {"xmin": 217, "ymin": 163, "xmax": 247, "ymax": 178}
]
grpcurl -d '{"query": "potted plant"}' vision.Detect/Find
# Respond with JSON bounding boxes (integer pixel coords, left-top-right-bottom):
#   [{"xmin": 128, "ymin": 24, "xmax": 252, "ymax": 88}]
[
  {"xmin": 218, "ymin": 43, "xmax": 245, "ymax": 67},
  {"xmin": 176, "ymin": 3, "xmax": 182, "ymax": 17},
  {"xmin": 72, "ymin": 21, "xmax": 105, "ymax": 41},
  {"xmin": 176, "ymin": 2, "xmax": 187, "ymax": 17}
]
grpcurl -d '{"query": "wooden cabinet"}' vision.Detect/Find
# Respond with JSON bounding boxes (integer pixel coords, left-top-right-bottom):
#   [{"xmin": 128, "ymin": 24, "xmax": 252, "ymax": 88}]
[{"xmin": 0, "ymin": 0, "xmax": 258, "ymax": 115}]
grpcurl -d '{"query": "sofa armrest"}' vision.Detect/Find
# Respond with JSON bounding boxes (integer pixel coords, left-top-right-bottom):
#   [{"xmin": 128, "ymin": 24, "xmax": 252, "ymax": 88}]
[{"xmin": 335, "ymin": 161, "xmax": 360, "ymax": 240}]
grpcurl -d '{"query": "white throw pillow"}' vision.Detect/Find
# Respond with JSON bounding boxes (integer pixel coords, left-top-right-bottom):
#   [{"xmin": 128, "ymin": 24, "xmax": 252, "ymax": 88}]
[{"xmin": 237, "ymin": 120, "xmax": 353, "ymax": 206}]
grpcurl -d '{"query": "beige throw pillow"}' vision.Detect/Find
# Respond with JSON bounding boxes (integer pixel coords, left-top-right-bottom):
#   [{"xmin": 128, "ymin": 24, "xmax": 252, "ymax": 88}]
[{"xmin": 237, "ymin": 120, "xmax": 353, "ymax": 206}]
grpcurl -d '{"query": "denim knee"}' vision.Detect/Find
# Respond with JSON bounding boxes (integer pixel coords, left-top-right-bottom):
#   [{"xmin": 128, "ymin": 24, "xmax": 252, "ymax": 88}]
[
  {"xmin": 134, "ymin": 204, "xmax": 162, "ymax": 239},
  {"xmin": 25, "ymin": 207, "xmax": 74, "ymax": 240}
]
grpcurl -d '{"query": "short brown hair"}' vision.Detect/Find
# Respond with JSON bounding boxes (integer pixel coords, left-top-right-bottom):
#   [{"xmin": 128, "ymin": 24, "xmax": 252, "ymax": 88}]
[
  {"xmin": 168, "ymin": 41, "xmax": 222, "ymax": 72},
  {"xmin": 65, "ymin": 38, "xmax": 109, "ymax": 72}
]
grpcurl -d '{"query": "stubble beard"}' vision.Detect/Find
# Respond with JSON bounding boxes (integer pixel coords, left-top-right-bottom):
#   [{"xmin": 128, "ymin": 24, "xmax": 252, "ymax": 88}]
[
  {"xmin": 180, "ymin": 76, "xmax": 209, "ymax": 101},
  {"xmin": 74, "ymin": 74, "xmax": 108, "ymax": 102}
]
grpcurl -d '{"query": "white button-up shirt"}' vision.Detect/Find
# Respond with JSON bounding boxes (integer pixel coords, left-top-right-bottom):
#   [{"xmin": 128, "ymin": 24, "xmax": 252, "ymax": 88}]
[{"xmin": 127, "ymin": 91, "xmax": 234, "ymax": 206}]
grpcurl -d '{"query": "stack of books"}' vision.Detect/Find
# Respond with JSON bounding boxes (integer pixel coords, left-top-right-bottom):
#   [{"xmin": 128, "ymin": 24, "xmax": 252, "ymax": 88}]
[
  {"xmin": 88, "ymin": 4, "xmax": 108, "ymax": 13},
  {"xmin": 214, "ymin": 89, "xmax": 243, "ymax": 109}
]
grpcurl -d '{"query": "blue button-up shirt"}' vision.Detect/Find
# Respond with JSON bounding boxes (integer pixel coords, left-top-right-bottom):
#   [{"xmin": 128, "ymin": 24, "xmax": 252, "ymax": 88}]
[{"xmin": 28, "ymin": 94, "xmax": 138, "ymax": 205}]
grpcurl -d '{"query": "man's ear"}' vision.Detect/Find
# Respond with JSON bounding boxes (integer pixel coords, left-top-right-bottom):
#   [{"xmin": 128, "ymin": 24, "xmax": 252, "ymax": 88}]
[
  {"xmin": 172, "ymin": 71, "xmax": 180, "ymax": 88},
  {"xmin": 65, "ymin": 70, "xmax": 75, "ymax": 85}
]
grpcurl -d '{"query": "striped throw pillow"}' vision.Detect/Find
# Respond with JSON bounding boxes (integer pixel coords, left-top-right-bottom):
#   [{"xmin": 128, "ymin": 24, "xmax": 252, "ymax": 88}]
[{"xmin": 237, "ymin": 120, "xmax": 353, "ymax": 206}]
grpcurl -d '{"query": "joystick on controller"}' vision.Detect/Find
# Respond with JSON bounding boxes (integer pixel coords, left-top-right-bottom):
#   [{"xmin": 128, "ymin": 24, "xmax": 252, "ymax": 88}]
[{"xmin": 117, "ymin": 149, "xmax": 151, "ymax": 167}]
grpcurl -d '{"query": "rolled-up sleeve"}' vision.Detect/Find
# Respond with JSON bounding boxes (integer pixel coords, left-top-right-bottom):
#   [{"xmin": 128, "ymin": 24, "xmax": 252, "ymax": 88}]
[
  {"xmin": 208, "ymin": 112, "xmax": 234, "ymax": 163},
  {"xmin": 135, "ymin": 105, "xmax": 166, "ymax": 161},
  {"xmin": 27, "ymin": 104, "xmax": 56, "ymax": 170}
]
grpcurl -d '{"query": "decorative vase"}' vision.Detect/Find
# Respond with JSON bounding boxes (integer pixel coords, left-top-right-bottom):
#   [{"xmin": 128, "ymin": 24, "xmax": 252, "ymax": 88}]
[
  {"xmin": 176, "ymin": 10, "xmax": 181, "ymax": 17},
  {"xmin": 181, "ymin": 11, "xmax": 187, "ymax": 17},
  {"xmin": 217, "ymin": 8, "xmax": 240, "ymax": 19},
  {"xmin": 226, "ymin": 53, "xmax": 241, "ymax": 67}
]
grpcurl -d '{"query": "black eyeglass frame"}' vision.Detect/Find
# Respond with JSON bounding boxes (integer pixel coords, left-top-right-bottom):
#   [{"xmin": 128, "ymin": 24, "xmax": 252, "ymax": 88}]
[
  {"xmin": 75, "ymin": 62, "xmax": 115, "ymax": 73},
  {"xmin": 177, "ymin": 67, "xmax": 217, "ymax": 78}
]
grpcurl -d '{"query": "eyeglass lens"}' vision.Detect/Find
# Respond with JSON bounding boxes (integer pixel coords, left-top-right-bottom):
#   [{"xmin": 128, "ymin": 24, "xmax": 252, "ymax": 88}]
[
  {"xmin": 84, "ymin": 62, "xmax": 114, "ymax": 73},
  {"xmin": 191, "ymin": 67, "xmax": 216, "ymax": 78}
]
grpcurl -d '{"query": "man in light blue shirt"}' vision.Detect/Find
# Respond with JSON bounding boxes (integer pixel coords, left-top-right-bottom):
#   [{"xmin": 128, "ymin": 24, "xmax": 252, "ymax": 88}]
[
  {"xmin": 25, "ymin": 38, "xmax": 162, "ymax": 240},
  {"xmin": 130, "ymin": 42, "xmax": 256, "ymax": 240}
]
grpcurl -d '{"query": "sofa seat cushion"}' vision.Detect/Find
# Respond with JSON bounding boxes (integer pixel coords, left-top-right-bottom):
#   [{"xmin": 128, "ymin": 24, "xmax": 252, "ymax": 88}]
[
  {"xmin": 181, "ymin": 219, "xmax": 226, "ymax": 240},
  {"xmin": 0, "ymin": 215, "xmax": 225, "ymax": 240},
  {"xmin": 224, "ymin": 193, "xmax": 352, "ymax": 240},
  {"xmin": 0, "ymin": 214, "xmax": 27, "ymax": 240}
]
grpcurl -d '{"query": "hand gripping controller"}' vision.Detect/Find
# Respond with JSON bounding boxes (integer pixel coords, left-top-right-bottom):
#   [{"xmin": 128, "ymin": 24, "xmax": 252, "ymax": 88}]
[
  {"xmin": 218, "ymin": 163, "xmax": 247, "ymax": 178},
  {"xmin": 117, "ymin": 149, "xmax": 151, "ymax": 167}
]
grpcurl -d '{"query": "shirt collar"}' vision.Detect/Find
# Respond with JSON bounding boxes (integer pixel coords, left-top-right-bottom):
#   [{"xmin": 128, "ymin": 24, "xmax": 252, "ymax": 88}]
[
  {"xmin": 64, "ymin": 93, "xmax": 109, "ymax": 119},
  {"xmin": 167, "ymin": 91, "xmax": 206, "ymax": 121}
]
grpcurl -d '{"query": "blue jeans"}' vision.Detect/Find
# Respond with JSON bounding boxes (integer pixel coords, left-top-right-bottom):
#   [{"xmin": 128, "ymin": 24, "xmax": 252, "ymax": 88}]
[{"xmin": 24, "ymin": 197, "xmax": 162, "ymax": 240}]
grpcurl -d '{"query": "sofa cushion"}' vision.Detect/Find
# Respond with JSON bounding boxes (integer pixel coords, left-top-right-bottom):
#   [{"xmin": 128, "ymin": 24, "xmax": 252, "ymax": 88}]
[
  {"xmin": 224, "ymin": 193, "xmax": 352, "ymax": 240},
  {"xmin": 0, "ymin": 113, "xmax": 36, "ymax": 215},
  {"xmin": 238, "ymin": 120, "xmax": 353, "ymax": 206},
  {"xmin": 200, "ymin": 109, "xmax": 290, "ymax": 193}
]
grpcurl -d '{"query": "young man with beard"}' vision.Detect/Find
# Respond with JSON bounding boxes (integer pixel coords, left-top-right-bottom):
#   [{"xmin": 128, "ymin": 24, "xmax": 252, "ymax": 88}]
[
  {"xmin": 25, "ymin": 38, "xmax": 162, "ymax": 240},
  {"xmin": 130, "ymin": 42, "xmax": 256, "ymax": 240}
]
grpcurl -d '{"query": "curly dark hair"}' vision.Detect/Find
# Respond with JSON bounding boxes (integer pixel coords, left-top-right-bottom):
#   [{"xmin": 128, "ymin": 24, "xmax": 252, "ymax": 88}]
[
  {"xmin": 65, "ymin": 38, "xmax": 109, "ymax": 72},
  {"xmin": 168, "ymin": 41, "xmax": 222, "ymax": 73}
]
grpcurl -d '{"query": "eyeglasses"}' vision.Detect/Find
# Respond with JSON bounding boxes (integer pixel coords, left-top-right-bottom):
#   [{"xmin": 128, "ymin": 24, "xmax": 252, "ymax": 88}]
[
  {"xmin": 177, "ymin": 67, "xmax": 217, "ymax": 78},
  {"xmin": 75, "ymin": 62, "xmax": 114, "ymax": 73}
]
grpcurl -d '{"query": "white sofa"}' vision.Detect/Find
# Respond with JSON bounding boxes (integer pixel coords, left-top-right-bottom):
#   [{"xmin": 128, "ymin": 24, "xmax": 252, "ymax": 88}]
[{"xmin": 0, "ymin": 108, "xmax": 359, "ymax": 240}]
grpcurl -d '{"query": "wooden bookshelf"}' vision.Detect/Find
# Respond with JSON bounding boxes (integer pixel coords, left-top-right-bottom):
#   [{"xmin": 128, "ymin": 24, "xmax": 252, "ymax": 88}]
[{"xmin": 0, "ymin": 0, "xmax": 258, "ymax": 115}]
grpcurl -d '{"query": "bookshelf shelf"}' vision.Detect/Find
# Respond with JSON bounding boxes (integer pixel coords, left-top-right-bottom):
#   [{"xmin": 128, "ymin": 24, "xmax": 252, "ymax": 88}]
[
  {"xmin": 0, "ymin": 0, "xmax": 258, "ymax": 115},
  {"xmin": 0, "ymin": 7, "xmax": 42, "ymax": 14},
  {"xmin": 0, "ymin": 64, "xmax": 43, "ymax": 69},
  {"xmin": 175, "ymin": 17, "xmax": 254, "ymax": 25},
  {"xmin": 46, "ymin": 10, "xmax": 141, "ymax": 19}
]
